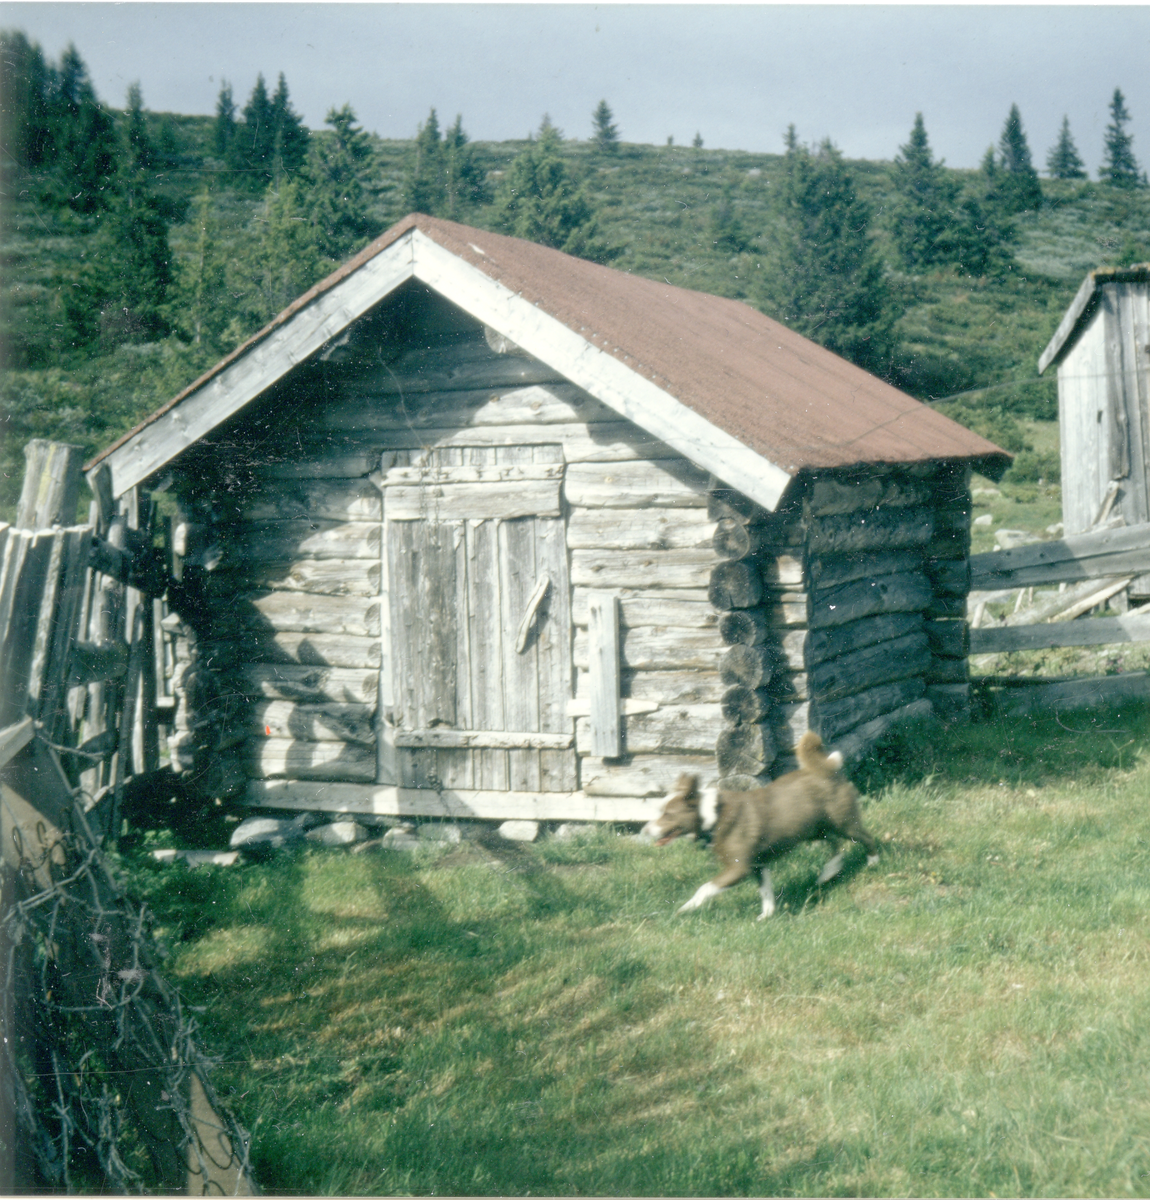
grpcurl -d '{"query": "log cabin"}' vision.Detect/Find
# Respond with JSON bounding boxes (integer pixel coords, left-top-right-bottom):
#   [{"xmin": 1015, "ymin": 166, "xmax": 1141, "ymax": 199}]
[
  {"xmin": 86, "ymin": 213, "xmax": 1009, "ymax": 825},
  {"xmin": 1038, "ymin": 264, "xmax": 1150, "ymax": 594}
]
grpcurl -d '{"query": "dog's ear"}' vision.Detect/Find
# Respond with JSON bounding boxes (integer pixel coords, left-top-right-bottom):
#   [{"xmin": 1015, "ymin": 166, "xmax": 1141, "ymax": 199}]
[{"xmin": 674, "ymin": 773, "xmax": 701, "ymax": 807}]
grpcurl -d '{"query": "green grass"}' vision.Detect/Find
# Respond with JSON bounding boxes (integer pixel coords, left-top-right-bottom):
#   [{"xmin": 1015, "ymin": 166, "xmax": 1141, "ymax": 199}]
[{"xmin": 131, "ymin": 709, "xmax": 1150, "ymax": 1196}]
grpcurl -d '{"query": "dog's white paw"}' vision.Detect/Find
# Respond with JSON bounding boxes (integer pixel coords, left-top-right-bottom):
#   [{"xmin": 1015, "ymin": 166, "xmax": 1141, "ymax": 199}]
[
  {"xmin": 866, "ymin": 853, "xmax": 880, "ymax": 867},
  {"xmin": 817, "ymin": 853, "xmax": 845, "ymax": 884},
  {"xmin": 677, "ymin": 880, "xmax": 722, "ymax": 913}
]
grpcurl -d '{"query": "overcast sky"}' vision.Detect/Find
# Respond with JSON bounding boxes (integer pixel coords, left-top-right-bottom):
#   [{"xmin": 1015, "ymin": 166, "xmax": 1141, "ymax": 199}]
[{"xmin": 4, "ymin": 3, "xmax": 1149, "ymax": 171}]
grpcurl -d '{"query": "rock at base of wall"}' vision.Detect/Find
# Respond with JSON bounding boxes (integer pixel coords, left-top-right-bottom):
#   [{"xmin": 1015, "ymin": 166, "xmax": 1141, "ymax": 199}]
[
  {"xmin": 498, "ymin": 820, "xmax": 540, "ymax": 842},
  {"xmin": 305, "ymin": 820, "xmax": 366, "ymax": 846}
]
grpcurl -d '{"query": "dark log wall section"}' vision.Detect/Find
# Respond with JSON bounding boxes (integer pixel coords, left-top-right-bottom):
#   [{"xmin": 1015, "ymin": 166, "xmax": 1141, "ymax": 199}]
[
  {"xmin": 710, "ymin": 463, "xmax": 971, "ymax": 785},
  {"xmin": 162, "ymin": 294, "xmax": 972, "ymax": 814}
]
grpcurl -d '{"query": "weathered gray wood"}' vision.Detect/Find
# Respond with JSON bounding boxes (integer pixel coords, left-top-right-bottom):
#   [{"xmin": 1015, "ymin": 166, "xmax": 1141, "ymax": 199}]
[
  {"xmin": 969, "ymin": 608, "xmax": 1150, "ymax": 654},
  {"xmin": 386, "ymin": 472, "xmax": 566, "ymax": 520},
  {"xmin": 0, "ymin": 531, "xmax": 55, "ymax": 726},
  {"xmin": 721, "ymin": 685, "xmax": 773, "ymax": 725},
  {"xmin": 575, "ymin": 667, "xmax": 725, "ymax": 706},
  {"xmin": 348, "ymin": 345, "xmax": 571, "ymax": 396},
  {"xmin": 0, "ymin": 717, "xmax": 34, "ymax": 768},
  {"xmin": 567, "ymin": 507, "xmax": 717, "ymax": 551},
  {"xmin": 804, "ymin": 612, "xmax": 924, "ymax": 668},
  {"xmin": 588, "ymin": 592, "xmax": 622, "ymax": 757},
  {"xmin": 807, "ymin": 506, "xmax": 935, "ymax": 556},
  {"xmin": 67, "ymin": 639, "xmax": 131, "ymax": 685},
  {"xmin": 808, "ymin": 572, "xmax": 933, "ymax": 631},
  {"xmin": 833, "ymin": 698, "xmax": 936, "ymax": 765},
  {"xmin": 807, "ymin": 631, "xmax": 931, "ymax": 702},
  {"xmin": 571, "ymin": 548, "xmax": 717, "ymax": 590},
  {"xmin": 926, "ymin": 658, "xmax": 968, "ymax": 684},
  {"xmin": 571, "ymin": 590, "xmax": 714, "ymax": 628},
  {"xmin": 761, "ymin": 552, "xmax": 805, "ymax": 587},
  {"xmin": 211, "ymin": 633, "xmax": 381, "ymax": 669},
  {"xmin": 764, "ymin": 592, "xmax": 809, "ymax": 627},
  {"xmin": 564, "ymin": 460, "xmax": 711, "ymax": 509},
  {"xmin": 394, "ymin": 729, "xmax": 573, "ymax": 750},
  {"xmin": 804, "ymin": 475, "xmax": 933, "ymax": 517},
  {"xmin": 245, "ymin": 737, "xmax": 376, "ymax": 781},
  {"xmin": 574, "ymin": 625, "xmax": 724, "ymax": 672},
  {"xmin": 16, "ymin": 440, "xmax": 85, "ymax": 529},
  {"xmin": 241, "ymin": 480, "xmax": 382, "ymax": 523},
  {"xmin": 926, "ymin": 557, "xmax": 971, "ymax": 596},
  {"xmin": 245, "ymin": 779, "xmax": 665, "ymax": 822},
  {"xmin": 708, "ymin": 560, "xmax": 763, "ymax": 610},
  {"xmin": 719, "ymin": 608, "xmax": 769, "ymax": 646},
  {"xmin": 807, "ymin": 549, "xmax": 922, "ymax": 595},
  {"xmin": 768, "ymin": 670, "xmax": 809, "ymax": 701},
  {"xmin": 248, "ymin": 700, "xmax": 375, "ymax": 744},
  {"xmin": 228, "ymin": 592, "xmax": 381, "ymax": 636},
  {"xmin": 707, "ymin": 487, "xmax": 772, "ymax": 525},
  {"xmin": 715, "ymin": 722, "xmax": 776, "ymax": 776},
  {"xmin": 231, "ymin": 520, "xmax": 380, "ymax": 562},
  {"xmin": 985, "ymin": 671, "xmax": 1150, "ymax": 717},
  {"xmin": 576, "ymin": 704, "xmax": 723, "ymax": 756},
  {"xmin": 235, "ymin": 663, "xmax": 379, "ymax": 703},
  {"xmin": 581, "ymin": 753, "xmax": 717, "ymax": 796},
  {"xmin": 720, "ymin": 644, "xmax": 775, "ymax": 689},
  {"xmin": 924, "ymin": 618, "xmax": 968, "ymax": 658},
  {"xmin": 256, "ymin": 449, "xmax": 383, "ymax": 479},
  {"xmin": 970, "ymin": 522, "xmax": 1150, "ymax": 591},
  {"xmin": 218, "ymin": 558, "xmax": 381, "ymax": 597},
  {"xmin": 712, "ymin": 520, "xmax": 774, "ymax": 561},
  {"xmin": 815, "ymin": 677, "xmax": 926, "ymax": 744},
  {"xmin": 304, "ymin": 420, "xmax": 656, "ymax": 463}
]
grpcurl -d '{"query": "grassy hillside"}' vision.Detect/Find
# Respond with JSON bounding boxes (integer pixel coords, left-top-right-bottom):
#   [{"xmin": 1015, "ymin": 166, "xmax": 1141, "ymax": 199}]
[{"xmin": 3, "ymin": 110, "xmax": 1150, "ymax": 521}]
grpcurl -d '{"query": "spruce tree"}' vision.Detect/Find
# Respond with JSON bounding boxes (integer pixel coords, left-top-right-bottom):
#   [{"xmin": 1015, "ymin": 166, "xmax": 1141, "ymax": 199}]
[
  {"xmin": 1046, "ymin": 115, "xmax": 1086, "ymax": 179},
  {"xmin": 493, "ymin": 118, "xmax": 615, "ymax": 261},
  {"xmin": 404, "ymin": 108, "xmax": 446, "ymax": 214},
  {"xmin": 54, "ymin": 42, "xmax": 119, "ymax": 212},
  {"xmin": 124, "ymin": 82, "xmax": 155, "ymax": 171},
  {"xmin": 213, "ymin": 81, "xmax": 236, "ymax": 161},
  {"xmin": 1100, "ymin": 88, "xmax": 1145, "ymax": 188},
  {"xmin": 305, "ymin": 103, "xmax": 378, "ymax": 261},
  {"xmin": 890, "ymin": 113, "xmax": 961, "ymax": 269},
  {"xmin": 591, "ymin": 100, "xmax": 619, "ymax": 153},
  {"xmin": 443, "ymin": 114, "xmax": 489, "ymax": 217},
  {"xmin": 229, "ymin": 74, "xmax": 275, "ymax": 188},
  {"xmin": 270, "ymin": 72, "xmax": 309, "ymax": 177},
  {"xmin": 0, "ymin": 30, "xmax": 55, "ymax": 173},
  {"xmin": 758, "ymin": 129, "xmax": 897, "ymax": 376},
  {"xmin": 176, "ymin": 188, "xmax": 230, "ymax": 353},
  {"xmin": 994, "ymin": 103, "xmax": 1043, "ymax": 212}
]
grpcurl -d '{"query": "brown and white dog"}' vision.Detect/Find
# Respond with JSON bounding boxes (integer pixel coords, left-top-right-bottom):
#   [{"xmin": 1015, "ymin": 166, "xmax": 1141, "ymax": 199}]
[{"xmin": 641, "ymin": 731, "xmax": 880, "ymax": 919}]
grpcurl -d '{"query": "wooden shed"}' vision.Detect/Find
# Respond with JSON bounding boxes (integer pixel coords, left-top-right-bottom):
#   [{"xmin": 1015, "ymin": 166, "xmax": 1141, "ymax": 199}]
[
  {"xmin": 1039, "ymin": 264, "xmax": 1150, "ymax": 557},
  {"xmin": 87, "ymin": 214, "xmax": 1008, "ymax": 826}
]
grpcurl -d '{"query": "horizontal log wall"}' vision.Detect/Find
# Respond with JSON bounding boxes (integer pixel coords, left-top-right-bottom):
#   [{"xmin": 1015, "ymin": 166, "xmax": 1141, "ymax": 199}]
[
  {"xmin": 711, "ymin": 461, "xmax": 973, "ymax": 780},
  {"xmin": 169, "ymin": 330, "xmax": 730, "ymax": 812}
]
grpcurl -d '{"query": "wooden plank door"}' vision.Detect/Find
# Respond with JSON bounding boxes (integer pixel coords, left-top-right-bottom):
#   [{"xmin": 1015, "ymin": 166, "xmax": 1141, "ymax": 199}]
[{"xmin": 384, "ymin": 446, "xmax": 575, "ymax": 795}]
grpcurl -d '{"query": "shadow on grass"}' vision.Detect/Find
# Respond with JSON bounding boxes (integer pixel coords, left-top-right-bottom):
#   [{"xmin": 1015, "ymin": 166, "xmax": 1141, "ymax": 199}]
[{"xmin": 852, "ymin": 699, "xmax": 1150, "ymax": 796}]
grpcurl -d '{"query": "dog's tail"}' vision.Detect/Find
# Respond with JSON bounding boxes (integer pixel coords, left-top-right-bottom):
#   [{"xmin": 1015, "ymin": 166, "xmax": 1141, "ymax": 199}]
[{"xmin": 796, "ymin": 730, "xmax": 844, "ymax": 774}]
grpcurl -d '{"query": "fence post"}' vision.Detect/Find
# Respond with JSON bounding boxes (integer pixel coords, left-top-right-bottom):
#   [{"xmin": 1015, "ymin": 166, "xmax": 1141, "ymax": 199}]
[{"xmin": 15, "ymin": 441, "xmax": 85, "ymax": 531}]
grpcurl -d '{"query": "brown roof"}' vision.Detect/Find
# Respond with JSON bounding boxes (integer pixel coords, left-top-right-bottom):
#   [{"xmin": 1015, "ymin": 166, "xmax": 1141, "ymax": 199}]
[{"xmin": 90, "ymin": 212, "xmax": 1008, "ymax": 484}]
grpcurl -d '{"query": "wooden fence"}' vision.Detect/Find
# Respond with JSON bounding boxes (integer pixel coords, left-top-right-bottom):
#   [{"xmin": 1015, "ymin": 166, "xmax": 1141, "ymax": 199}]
[
  {"xmin": 969, "ymin": 522, "xmax": 1150, "ymax": 714},
  {"xmin": 0, "ymin": 441, "xmax": 253, "ymax": 1194}
]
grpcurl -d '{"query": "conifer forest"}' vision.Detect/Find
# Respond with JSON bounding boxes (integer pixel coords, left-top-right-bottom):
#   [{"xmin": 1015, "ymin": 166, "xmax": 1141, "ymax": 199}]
[{"xmin": 2, "ymin": 31, "xmax": 1150, "ymax": 519}]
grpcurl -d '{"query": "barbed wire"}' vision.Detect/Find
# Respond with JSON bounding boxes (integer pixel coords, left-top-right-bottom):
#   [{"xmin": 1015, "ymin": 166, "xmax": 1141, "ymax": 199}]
[{"xmin": 2, "ymin": 816, "xmax": 257, "ymax": 1194}]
